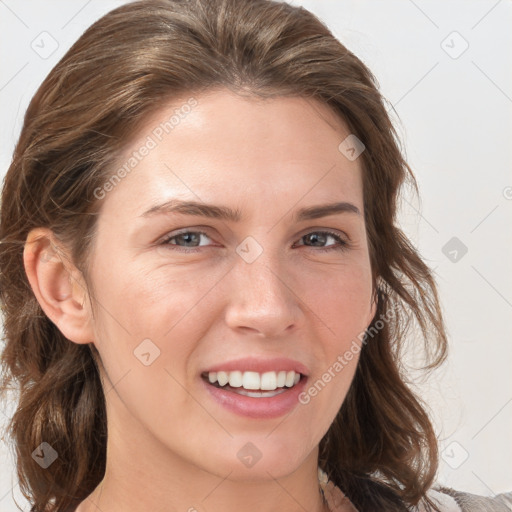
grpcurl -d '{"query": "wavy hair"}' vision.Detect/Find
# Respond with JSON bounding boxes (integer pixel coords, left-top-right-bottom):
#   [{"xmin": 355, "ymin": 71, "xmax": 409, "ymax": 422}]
[{"xmin": 0, "ymin": 1, "xmax": 447, "ymax": 511}]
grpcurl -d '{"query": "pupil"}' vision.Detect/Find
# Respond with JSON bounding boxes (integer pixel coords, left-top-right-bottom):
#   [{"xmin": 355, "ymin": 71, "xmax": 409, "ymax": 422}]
[
  {"xmin": 179, "ymin": 233, "xmax": 199, "ymax": 246},
  {"xmin": 308, "ymin": 233, "xmax": 325, "ymax": 246}
]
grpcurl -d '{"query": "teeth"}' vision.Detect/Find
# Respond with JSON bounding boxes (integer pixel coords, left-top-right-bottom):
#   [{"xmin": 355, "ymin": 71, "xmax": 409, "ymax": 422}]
[
  {"xmin": 229, "ymin": 371, "xmax": 243, "ymax": 388},
  {"xmin": 243, "ymin": 371, "xmax": 260, "ymax": 390},
  {"xmin": 217, "ymin": 371, "xmax": 229, "ymax": 386},
  {"xmin": 233, "ymin": 388, "xmax": 288, "ymax": 398},
  {"xmin": 205, "ymin": 370, "xmax": 302, "ymax": 390},
  {"xmin": 260, "ymin": 371, "xmax": 277, "ymax": 390}
]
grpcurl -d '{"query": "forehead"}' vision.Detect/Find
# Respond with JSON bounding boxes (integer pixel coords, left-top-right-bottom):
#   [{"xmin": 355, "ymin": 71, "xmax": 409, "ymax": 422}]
[{"xmin": 101, "ymin": 89, "xmax": 364, "ymax": 216}]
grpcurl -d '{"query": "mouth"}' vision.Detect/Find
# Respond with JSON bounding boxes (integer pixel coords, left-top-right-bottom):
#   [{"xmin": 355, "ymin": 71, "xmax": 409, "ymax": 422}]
[
  {"xmin": 200, "ymin": 368, "xmax": 308, "ymax": 419},
  {"xmin": 199, "ymin": 356, "xmax": 310, "ymax": 418},
  {"xmin": 201, "ymin": 370, "xmax": 304, "ymax": 398}
]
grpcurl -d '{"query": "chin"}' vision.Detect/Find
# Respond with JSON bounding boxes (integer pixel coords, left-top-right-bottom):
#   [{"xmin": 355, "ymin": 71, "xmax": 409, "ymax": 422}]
[{"xmin": 207, "ymin": 435, "xmax": 313, "ymax": 482}]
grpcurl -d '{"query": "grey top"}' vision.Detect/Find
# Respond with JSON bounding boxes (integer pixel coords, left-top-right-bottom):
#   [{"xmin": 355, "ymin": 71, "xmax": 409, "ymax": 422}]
[
  {"xmin": 318, "ymin": 467, "xmax": 512, "ymax": 511},
  {"xmin": 431, "ymin": 486, "xmax": 512, "ymax": 511}
]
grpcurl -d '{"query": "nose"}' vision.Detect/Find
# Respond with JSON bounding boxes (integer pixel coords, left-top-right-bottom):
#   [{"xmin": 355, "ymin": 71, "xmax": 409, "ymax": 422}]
[{"xmin": 223, "ymin": 250, "xmax": 302, "ymax": 338}]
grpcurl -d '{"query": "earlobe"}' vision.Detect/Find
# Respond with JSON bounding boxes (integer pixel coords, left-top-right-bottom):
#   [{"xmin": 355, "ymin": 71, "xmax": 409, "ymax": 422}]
[{"xmin": 23, "ymin": 227, "xmax": 94, "ymax": 344}]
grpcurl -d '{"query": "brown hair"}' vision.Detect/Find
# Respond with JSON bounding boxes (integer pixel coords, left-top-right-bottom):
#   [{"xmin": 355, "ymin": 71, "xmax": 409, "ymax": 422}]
[{"xmin": 0, "ymin": 1, "xmax": 447, "ymax": 511}]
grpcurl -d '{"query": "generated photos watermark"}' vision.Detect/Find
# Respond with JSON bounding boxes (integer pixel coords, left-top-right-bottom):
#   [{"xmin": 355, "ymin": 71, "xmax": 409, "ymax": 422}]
[
  {"xmin": 298, "ymin": 302, "xmax": 399, "ymax": 405},
  {"xmin": 93, "ymin": 97, "xmax": 198, "ymax": 200}
]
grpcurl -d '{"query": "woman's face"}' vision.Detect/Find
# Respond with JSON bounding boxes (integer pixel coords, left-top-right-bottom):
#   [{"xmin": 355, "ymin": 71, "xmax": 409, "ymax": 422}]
[{"xmin": 85, "ymin": 89, "xmax": 376, "ymax": 481}]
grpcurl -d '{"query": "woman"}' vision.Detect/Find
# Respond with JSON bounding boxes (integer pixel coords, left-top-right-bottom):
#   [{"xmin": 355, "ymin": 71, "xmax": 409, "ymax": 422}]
[{"xmin": 0, "ymin": 1, "xmax": 510, "ymax": 511}]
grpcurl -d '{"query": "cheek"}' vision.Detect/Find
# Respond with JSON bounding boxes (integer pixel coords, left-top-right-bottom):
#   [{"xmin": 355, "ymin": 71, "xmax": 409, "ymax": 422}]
[
  {"xmin": 87, "ymin": 263, "xmax": 216, "ymax": 425},
  {"xmin": 297, "ymin": 262, "xmax": 371, "ymax": 403},
  {"xmin": 302, "ymin": 259, "xmax": 373, "ymax": 334},
  {"xmin": 88, "ymin": 259, "xmax": 229, "ymax": 388},
  {"xmin": 91, "ymin": 253, "xmax": 220, "ymax": 333}
]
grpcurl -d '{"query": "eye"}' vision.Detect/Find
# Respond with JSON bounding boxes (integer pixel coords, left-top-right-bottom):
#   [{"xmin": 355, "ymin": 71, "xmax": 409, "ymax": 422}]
[
  {"xmin": 294, "ymin": 230, "xmax": 349, "ymax": 253},
  {"xmin": 159, "ymin": 229, "xmax": 349, "ymax": 253},
  {"xmin": 160, "ymin": 230, "xmax": 213, "ymax": 252}
]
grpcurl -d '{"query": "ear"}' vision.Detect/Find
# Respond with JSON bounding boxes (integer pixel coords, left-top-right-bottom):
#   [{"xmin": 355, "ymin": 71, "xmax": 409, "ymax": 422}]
[{"xmin": 23, "ymin": 227, "xmax": 94, "ymax": 344}]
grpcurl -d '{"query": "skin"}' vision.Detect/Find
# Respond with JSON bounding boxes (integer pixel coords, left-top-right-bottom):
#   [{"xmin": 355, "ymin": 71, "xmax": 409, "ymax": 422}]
[{"xmin": 24, "ymin": 89, "xmax": 376, "ymax": 512}]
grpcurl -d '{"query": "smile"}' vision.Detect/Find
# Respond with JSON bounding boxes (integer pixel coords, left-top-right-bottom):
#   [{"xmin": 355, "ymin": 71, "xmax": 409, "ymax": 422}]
[
  {"xmin": 203, "ymin": 370, "xmax": 302, "ymax": 391},
  {"xmin": 200, "ymin": 369, "xmax": 308, "ymax": 419}
]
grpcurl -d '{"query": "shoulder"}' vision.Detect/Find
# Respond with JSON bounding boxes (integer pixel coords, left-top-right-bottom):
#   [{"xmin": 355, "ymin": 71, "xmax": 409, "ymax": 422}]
[
  {"xmin": 414, "ymin": 488, "xmax": 460, "ymax": 511},
  {"xmin": 418, "ymin": 486, "xmax": 512, "ymax": 512}
]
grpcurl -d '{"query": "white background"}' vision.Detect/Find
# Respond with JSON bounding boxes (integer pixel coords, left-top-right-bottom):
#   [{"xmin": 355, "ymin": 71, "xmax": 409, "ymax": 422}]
[{"xmin": 1, "ymin": 1, "xmax": 511, "ymax": 510}]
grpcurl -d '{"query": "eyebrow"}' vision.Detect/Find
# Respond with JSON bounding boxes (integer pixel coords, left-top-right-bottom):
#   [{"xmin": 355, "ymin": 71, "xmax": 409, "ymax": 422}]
[{"xmin": 140, "ymin": 199, "xmax": 361, "ymax": 222}]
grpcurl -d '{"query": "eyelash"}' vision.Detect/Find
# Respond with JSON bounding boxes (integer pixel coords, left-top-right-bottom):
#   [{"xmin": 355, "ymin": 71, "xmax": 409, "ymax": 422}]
[{"xmin": 159, "ymin": 229, "xmax": 350, "ymax": 253}]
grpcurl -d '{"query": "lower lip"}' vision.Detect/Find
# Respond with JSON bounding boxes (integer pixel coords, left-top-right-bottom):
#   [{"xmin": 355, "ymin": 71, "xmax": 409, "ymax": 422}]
[{"xmin": 201, "ymin": 376, "xmax": 308, "ymax": 419}]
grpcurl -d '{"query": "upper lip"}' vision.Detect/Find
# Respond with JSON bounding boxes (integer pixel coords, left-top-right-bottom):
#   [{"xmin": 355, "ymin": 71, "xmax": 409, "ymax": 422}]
[{"xmin": 201, "ymin": 357, "xmax": 310, "ymax": 377}]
